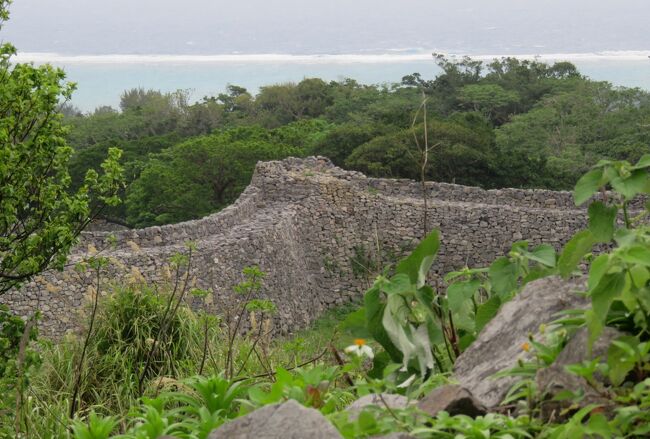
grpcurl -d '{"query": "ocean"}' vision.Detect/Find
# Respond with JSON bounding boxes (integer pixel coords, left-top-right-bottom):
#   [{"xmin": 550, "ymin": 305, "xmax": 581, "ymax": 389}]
[{"xmin": 13, "ymin": 52, "xmax": 650, "ymax": 112}]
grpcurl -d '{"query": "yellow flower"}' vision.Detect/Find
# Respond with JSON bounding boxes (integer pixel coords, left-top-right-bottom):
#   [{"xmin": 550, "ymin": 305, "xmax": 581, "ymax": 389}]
[{"xmin": 521, "ymin": 342, "xmax": 530, "ymax": 352}]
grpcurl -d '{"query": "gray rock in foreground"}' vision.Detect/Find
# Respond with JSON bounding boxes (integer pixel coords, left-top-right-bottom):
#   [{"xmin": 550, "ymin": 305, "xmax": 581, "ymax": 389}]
[
  {"xmin": 453, "ymin": 276, "xmax": 589, "ymax": 408},
  {"xmin": 535, "ymin": 326, "xmax": 623, "ymax": 421},
  {"xmin": 554, "ymin": 326, "xmax": 622, "ymax": 370},
  {"xmin": 208, "ymin": 399, "xmax": 342, "ymax": 439},
  {"xmin": 346, "ymin": 393, "xmax": 412, "ymax": 417},
  {"xmin": 535, "ymin": 364, "xmax": 615, "ymax": 421},
  {"xmin": 417, "ymin": 385, "xmax": 486, "ymax": 418}
]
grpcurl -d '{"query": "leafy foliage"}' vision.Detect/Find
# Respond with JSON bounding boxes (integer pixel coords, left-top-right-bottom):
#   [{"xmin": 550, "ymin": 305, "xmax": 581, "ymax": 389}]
[{"xmin": 0, "ymin": 35, "xmax": 124, "ymax": 292}]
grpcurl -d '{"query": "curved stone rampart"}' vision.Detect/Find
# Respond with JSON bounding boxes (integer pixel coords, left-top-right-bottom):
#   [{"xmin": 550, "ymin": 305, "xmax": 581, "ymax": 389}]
[{"xmin": 2, "ymin": 157, "xmax": 595, "ymax": 337}]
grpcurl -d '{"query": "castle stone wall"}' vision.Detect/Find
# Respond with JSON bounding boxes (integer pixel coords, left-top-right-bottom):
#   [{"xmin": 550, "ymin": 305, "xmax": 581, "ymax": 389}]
[{"xmin": 1, "ymin": 157, "xmax": 592, "ymax": 337}]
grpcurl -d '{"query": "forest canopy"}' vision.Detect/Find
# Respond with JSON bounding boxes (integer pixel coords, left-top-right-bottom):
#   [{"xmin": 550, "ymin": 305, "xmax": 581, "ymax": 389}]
[{"xmin": 63, "ymin": 56, "xmax": 650, "ymax": 227}]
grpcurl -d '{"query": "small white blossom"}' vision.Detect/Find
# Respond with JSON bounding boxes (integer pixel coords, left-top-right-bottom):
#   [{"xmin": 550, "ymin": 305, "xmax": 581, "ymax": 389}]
[{"xmin": 344, "ymin": 339, "xmax": 374, "ymax": 360}]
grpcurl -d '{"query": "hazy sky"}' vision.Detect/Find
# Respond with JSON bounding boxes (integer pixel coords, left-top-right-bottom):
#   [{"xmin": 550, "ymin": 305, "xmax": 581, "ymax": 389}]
[{"xmin": 2, "ymin": 0, "xmax": 649, "ymax": 55}]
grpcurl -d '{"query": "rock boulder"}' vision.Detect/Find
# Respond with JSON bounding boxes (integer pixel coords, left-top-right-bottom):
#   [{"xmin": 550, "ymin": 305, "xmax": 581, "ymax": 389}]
[
  {"xmin": 453, "ymin": 276, "xmax": 589, "ymax": 408},
  {"xmin": 208, "ymin": 399, "xmax": 342, "ymax": 439}
]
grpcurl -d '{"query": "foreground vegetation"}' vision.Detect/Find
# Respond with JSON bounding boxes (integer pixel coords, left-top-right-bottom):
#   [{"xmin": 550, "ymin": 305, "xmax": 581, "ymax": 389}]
[{"xmin": 2, "ymin": 156, "xmax": 650, "ymax": 438}]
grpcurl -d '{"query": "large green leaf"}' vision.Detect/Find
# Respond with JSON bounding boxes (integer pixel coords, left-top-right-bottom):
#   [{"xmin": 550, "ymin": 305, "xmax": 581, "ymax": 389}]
[
  {"xmin": 379, "ymin": 273, "xmax": 414, "ymax": 296},
  {"xmin": 339, "ymin": 308, "xmax": 371, "ymax": 339},
  {"xmin": 610, "ymin": 169, "xmax": 648, "ymax": 200},
  {"xmin": 591, "ymin": 272, "xmax": 626, "ymax": 318},
  {"xmin": 522, "ymin": 244, "xmax": 557, "ymax": 267},
  {"xmin": 588, "ymin": 201, "xmax": 618, "ymax": 242},
  {"xmin": 588, "ymin": 254, "xmax": 610, "ymax": 290},
  {"xmin": 446, "ymin": 280, "xmax": 480, "ymax": 314},
  {"xmin": 488, "ymin": 257, "xmax": 518, "ymax": 297},
  {"xmin": 364, "ymin": 285, "xmax": 402, "ymax": 362},
  {"xmin": 475, "ymin": 295, "xmax": 502, "ymax": 333},
  {"xmin": 558, "ymin": 230, "xmax": 595, "ymax": 278},
  {"xmin": 414, "ymin": 285, "xmax": 440, "ymax": 325},
  {"xmin": 367, "ymin": 351, "xmax": 391, "ymax": 379},
  {"xmin": 395, "ymin": 230, "xmax": 440, "ymax": 288},
  {"xmin": 574, "ymin": 168, "xmax": 604, "ymax": 206},
  {"xmin": 632, "ymin": 154, "xmax": 650, "ymax": 170},
  {"xmin": 607, "ymin": 336, "xmax": 639, "ymax": 386},
  {"xmin": 622, "ymin": 245, "xmax": 650, "ymax": 267},
  {"xmin": 629, "ymin": 265, "xmax": 650, "ymax": 289}
]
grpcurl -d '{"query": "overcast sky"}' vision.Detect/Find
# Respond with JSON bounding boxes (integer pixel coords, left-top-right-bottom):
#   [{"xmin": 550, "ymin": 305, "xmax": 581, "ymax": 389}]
[{"xmin": 2, "ymin": 0, "xmax": 649, "ymax": 55}]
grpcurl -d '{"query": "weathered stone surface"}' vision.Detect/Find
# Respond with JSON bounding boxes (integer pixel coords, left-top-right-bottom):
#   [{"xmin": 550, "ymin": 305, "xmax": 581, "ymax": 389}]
[
  {"xmin": 536, "ymin": 366, "xmax": 615, "ymax": 421},
  {"xmin": 346, "ymin": 393, "xmax": 412, "ymax": 416},
  {"xmin": 3, "ymin": 157, "xmax": 597, "ymax": 338},
  {"xmin": 417, "ymin": 385, "xmax": 486, "ymax": 418},
  {"xmin": 554, "ymin": 326, "xmax": 622, "ymax": 368},
  {"xmin": 453, "ymin": 276, "xmax": 590, "ymax": 408},
  {"xmin": 207, "ymin": 399, "xmax": 341, "ymax": 439},
  {"xmin": 534, "ymin": 326, "xmax": 623, "ymax": 421}
]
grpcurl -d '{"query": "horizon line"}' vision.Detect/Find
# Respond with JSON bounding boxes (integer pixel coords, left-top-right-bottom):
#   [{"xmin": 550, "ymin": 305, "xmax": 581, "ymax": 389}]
[{"xmin": 12, "ymin": 50, "xmax": 650, "ymax": 65}]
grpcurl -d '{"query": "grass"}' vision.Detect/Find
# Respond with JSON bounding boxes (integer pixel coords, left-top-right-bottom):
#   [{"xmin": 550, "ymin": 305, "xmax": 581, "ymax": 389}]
[{"xmin": 14, "ymin": 281, "xmax": 361, "ymax": 436}]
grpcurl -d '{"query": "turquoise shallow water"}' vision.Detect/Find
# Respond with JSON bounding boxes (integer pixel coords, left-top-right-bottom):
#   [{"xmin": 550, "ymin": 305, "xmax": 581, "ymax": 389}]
[{"xmin": 44, "ymin": 58, "xmax": 650, "ymax": 112}]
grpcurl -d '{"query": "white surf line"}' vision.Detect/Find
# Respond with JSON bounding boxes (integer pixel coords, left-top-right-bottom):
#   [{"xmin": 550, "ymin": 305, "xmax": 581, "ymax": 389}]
[{"xmin": 12, "ymin": 51, "xmax": 650, "ymax": 65}]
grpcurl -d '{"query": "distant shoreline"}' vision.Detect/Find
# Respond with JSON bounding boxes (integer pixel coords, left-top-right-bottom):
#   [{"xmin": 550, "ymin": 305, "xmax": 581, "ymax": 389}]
[{"xmin": 13, "ymin": 51, "xmax": 650, "ymax": 65}]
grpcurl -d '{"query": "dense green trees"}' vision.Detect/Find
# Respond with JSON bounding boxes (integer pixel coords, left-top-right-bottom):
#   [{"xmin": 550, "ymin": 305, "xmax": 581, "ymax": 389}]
[
  {"xmin": 125, "ymin": 129, "xmax": 301, "ymax": 227},
  {"xmin": 495, "ymin": 82, "xmax": 650, "ymax": 188},
  {"xmin": 345, "ymin": 113, "xmax": 496, "ymax": 186},
  {"xmin": 59, "ymin": 55, "xmax": 650, "ymax": 228}
]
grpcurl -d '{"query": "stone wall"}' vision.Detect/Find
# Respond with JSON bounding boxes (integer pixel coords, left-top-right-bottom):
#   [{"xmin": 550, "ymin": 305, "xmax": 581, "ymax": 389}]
[{"xmin": 1, "ymin": 157, "xmax": 593, "ymax": 337}]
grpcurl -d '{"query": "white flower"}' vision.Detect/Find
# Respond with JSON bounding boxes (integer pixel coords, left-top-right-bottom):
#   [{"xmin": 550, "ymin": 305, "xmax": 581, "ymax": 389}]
[
  {"xmin": 396, "ymin": 374, "xmax": 416, "ymax": 388},
  {"xmin": 344, "ymin": 339, "xmax": 374, "ymax": 360}
]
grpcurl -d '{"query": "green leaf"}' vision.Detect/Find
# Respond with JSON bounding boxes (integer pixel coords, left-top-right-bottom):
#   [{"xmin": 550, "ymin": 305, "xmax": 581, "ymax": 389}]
[
  {"xmin": 522, "ymin": 266, "xmax": 555, "ymax": 284},
  {"xmin": 414, "ymin": 285, "xmax": 440, "ymax": 325},
  {"xmin": 488, "ymin": 257, "xmax": 518, "ymax": 297},
  {"xmin": 446, "ymin": 280, "xmax": 480, "ymax": 314},
  {"xmin": 632, "ymin": 153, "xmax": 650, "ymax": 170},
  {"xmin": 622, "ymin": 245, "xmax": 650, "ymax": 267},
  {"xmin": 607, "ymin": 336, "xmax": 639, "ymax": 386},
  {"xmin": 379, "ymin": 273, "xmax": 413, "ymax": 296},
  {"xmin": 527, "ymin": 244, "xmax": 557, "ymax": 267},
  {"xmin": 588, "ymin": 254, "xmax": 610, "ymax": 290},
  {"xmin": 475, "ymin": 295, "xmax": 502, "ymax": 333},
  {"xmin": 610, "ymin": 169, "xmax": 648, "ymax": 200},
  {"xmin": 585, "ymin": 413, "xmax": 612, "ymax": 437},
  {"xmin": 591, "ymin": 272, "xmax": 626, "ymax": 318},
  {"xmin": 588, "ymin": 201, "xmax": 617, "ymax": 242},
  {"xmin": 558, "ymin": 230, "xmax": 596, "ymax": 278},
  {"xmin": 395, "ymin": 230, "xmax": 440, "ymax": 288},
  {"xmin": 339, "ymin": 308, "xmax": 371, "ymax": 339},
  {"xmin": 357, "ymin": 410, "xmax": 377, "ymax": 432},
  {"xmin": 364, "ymin": 285, "xmax": 402, "ymax": 362},
  {"xmin": 574, "ymin": 168, "xmax": 604, "ymax": 205},
  {"xmin": 367, "ymin": 351, "xmax": 391, "ymax": 379},
  {"xmin": 629, "ymin": 265, "xmax": 650, "ymax": 289},
  {"xmin": 588, "ymin": 272, "xmax": 626, "ymax": 347}
]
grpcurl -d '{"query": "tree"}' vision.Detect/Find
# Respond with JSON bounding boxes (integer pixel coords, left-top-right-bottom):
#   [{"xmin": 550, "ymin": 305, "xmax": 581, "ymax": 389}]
[
  {"xmin": 495, "ymin": 81, "xmax": 650, "ymax": 189},
  {"xmin": 458, "ymin": 84, "xmax": 520, "ymax": 124},
  {"xmin": 125, "ymin": 131, "xmax": 299, "ymax": 227},
  {"xmin": 312, "ymin": 122, "xmax": 383, "ymax": 166},
  {"xmin": 0, "ymin": 0, "xmax": 123, "ymax": 294},
  {"xmin": 345, "ymin": 115, "xmax": 496, "ymax": 187}
]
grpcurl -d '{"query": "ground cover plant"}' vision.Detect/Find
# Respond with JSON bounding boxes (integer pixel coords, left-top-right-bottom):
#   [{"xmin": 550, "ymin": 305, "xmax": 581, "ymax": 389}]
[{"xmin": 1, "ymin": 157, "xmax": 649, "ymax": 438}]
